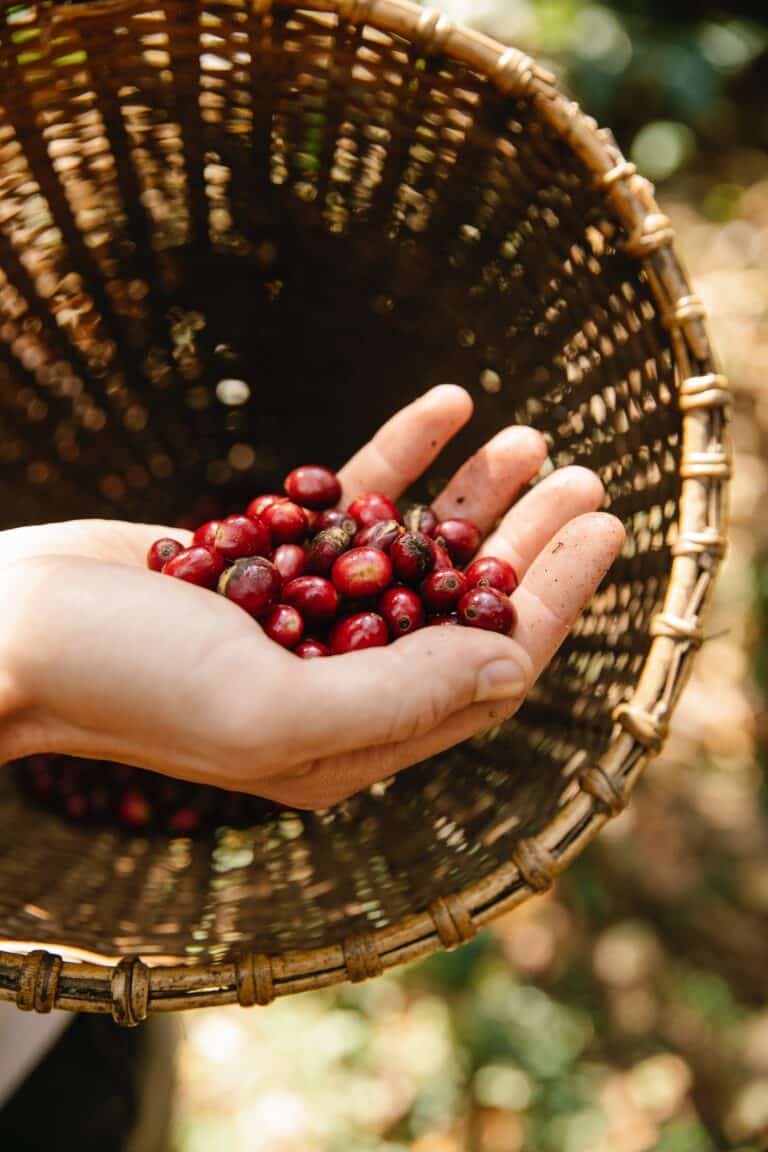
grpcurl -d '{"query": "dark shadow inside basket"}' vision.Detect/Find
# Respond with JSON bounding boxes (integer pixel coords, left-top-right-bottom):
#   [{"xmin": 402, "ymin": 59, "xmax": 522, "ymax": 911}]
[{"xmin": 0, "ymin": 4, "xmax": 682, "ymax": 961}]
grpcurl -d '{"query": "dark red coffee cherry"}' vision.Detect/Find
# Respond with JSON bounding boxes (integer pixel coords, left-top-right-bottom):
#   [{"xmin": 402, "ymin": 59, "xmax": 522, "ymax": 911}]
[
  {"xmin": 421, "ymin": 567, "xmax": 467, "ymax": 611},
  {"xmin": 434, "ymin": 518, "xmax": 482, "ymax": 566},
  {"xmin": 64, "ymin": 792, "xmax": 89, "ymax": 822},
  {"xmin": 457, "ymin": 587, "xmax": 515, "ymax": 634},
  {"xmin": 464, "ymin": 556, "xmax": 518, "ymax": 596},
  {"xmin": 313, "ymin": 509, "xmax": 357, "ymax": 536},
  {"xmin": 163, "ymin": 546, "xmax": 225, "ymax": 589},
  {"xmin": 169, "ymin": 806, "xmax": 203, "ymax": 835},
  {"xmin": 347, "ymin": 491, "xmax": 401, "ymax": 530},
  {"xmin": 215, "ymin": 514, "xmax": 271, "ymax": 560},
  {"xmin": 379, "ymin": 586, "xmax": 425, "ymax": 637},
  {"xmin": 331, "ymin": 547, "xmax": 393, "ymax": 598},
  {"xmin": 147, "ymin": 538, "xmax": 184, "ymax": 572},
  {"xmin": 271, "ymin": 543, "xmax": 306, "ymax": 584},
  {"xmin": 283, "ymin": 576, "xmax": 339, "ymax": 623},
  {"xmin": 354, "ymin": 519, "xmax": 405, "ymax": 552},
  {"xmin": 261, "ymin": 500, "xmax": 309, "ymax": 545},
  {"xmin": 219, "ymin": 556, "xmax": 282, "ymax": 618},
  {"xmin": 285, "ymin": 465, "xmax": 341, "ymax": 510},
  {"xmin": 390, "ymin": 532, "xmax": 436, "ymax": 585},
  {"xmin": 119, "ymin": 788, "xmax": 152, "ymax": 830},
  {"xmin": 307, "ymin": 527, "xmax": 352, "ymax": 575},
  {"xmin": 264, "ymin": 604, "xmax": 305, "ymax": 650},
  {"xmin": 403, "ymin": 504, "xmax": 438, "ymax": 537},
  {"xmin": 429, "ymin": 613, "xmax": 460, "ymax": 626},
  {"xmin": 330, "ymin": 611, "xmax": 389, "ymax": 654}
]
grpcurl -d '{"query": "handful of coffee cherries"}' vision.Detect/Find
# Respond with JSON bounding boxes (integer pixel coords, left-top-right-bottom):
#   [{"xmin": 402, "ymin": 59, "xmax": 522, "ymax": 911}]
[
  {"xmin": 148, "ymin": 464, "xmax": 518, "ymax": 653},
  {"xmin": 17, "ymin": 466, "xmax": 521, "ymax": 836}
]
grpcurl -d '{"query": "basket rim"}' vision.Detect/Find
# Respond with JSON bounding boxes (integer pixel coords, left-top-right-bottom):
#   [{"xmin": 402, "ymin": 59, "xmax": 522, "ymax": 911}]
[{"xmin": 0, "ymin": 0, "xmax": 730, "ymax": 1024}]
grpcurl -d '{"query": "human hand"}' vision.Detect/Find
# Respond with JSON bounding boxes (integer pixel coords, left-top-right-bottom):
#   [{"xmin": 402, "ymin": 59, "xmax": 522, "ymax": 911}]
[{"xmin": 0, "ymin": 386, "xmax": 624, "ymax": 809}]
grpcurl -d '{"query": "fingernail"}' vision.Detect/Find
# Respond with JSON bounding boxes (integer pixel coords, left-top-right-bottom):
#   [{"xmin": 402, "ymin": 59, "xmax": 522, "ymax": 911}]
[{"xmin": 475, "ymin": 660, "xmax": 526, "ymax": 703}]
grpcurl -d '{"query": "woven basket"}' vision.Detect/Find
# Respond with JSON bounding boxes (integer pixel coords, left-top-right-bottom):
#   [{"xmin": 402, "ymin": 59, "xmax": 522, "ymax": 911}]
[{"xmin": 0, "ymin": 0, "xmax": 729, "ymax": 1026}]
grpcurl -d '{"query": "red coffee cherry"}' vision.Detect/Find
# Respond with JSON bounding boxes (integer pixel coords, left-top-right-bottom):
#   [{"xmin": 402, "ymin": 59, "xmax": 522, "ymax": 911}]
[
  {"xmin": 218, "ymin": 556, "xmax": 282, "ymax": 618},
  {"xmin": 169, "ymin": 806, "xmax": 203, "ymax": 835},
  {"xmin": 434, "ymin": 518, "xmax": 482, "ymax": 566},
  {"xmin": 119, "ymin": 788, "xmax": 152, "ymax": 830},
  {"xmin": 271, "ymin": 543, "xmax": 306, "ymax": 584},
  {"xmin": 432, "ymin": 542, "xmax": 453, "ymax": 570},
  {"xmin": 247, "ymin": 494, "xmax": 288, "ymax": 519},
  {"xmin": 429, "ymin": 613, "xmax": 460, "ymax": 626},
  {"xmin": 163, "ymin": 546, "xmax": 225, "ymax": 589},
  {"xmin": 215, "ymin": 514, "xmax": 271, "ymax": 560},
  {"xmin": 147, "ymin": 538, "xmax": 184, "ymax": 572},
  {"xmin": 457, "ymin": 587, "xmax": 515, "ymax": 634},
  {"xmin": 331, "ymin": 547, "xmax": 393, "ymax": 598},
  {"xmin": 306, "ymin": 527, "xmax": 352, "ymax": 575},
  {"xmin": 390, "ymin": 532, "xmax": 436, "ymax": 585},
  {"xmin": 379, "ymin": 586, "xmax": 425, "ymax": 637},
  {"xmin": 464, "ymin": 556, "xmax": 518, "ymax": 596},
  {"xmin": 263, "ymin": 604, "xmax": 305, "ymax": 650},
  {"xmin": 347, "ymin": 491, "xmax": 401, "ymax": 529},
  {"xmin": 193, "ymin": 520, "xmax": 222, "ymax": 549},
  {"xmin": 261, "ymin": 500, "xmax": 309, "ymax": 545},
  {"xmin": 354, "ymin": 519, "xmax": 405, "ymax": 552},
  {"xmin": 285, "ymin": 465, "xmax": 341, "ymax": 510},
  {"xmin": 313, "ymin": 509, "xmax": 357, "ymax": 536},
  {"xmin": 330, "ymin": 611, "xmax": 389, "ymax": 654},
  {"xmin": 421, "ymin": 567, "xmax": 467, "ymax": 611},
  {"xmin": 295, "ymin": 639, "xmax": 331, "ymax": 659},
  {"xmin": 283, "ymin": 576, "xmax": 339, "ymax": 623}
]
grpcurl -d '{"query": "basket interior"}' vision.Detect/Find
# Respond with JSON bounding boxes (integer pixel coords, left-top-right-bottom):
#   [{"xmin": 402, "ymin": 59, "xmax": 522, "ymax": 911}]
[{"xmin": 0, "ymin": 1, "xmax": 681, "ymax": 963}]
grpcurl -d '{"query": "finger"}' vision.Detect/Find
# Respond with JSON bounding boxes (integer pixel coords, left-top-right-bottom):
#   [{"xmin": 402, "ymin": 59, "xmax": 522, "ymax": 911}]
[
  {"xmin": 513, "ymin": 510, "xmax": 625, "ymax": 679},
  {"xmin": 258, "ymin": 511, "xmax": 625, "ymax": 809},
  {"xmin": 337, "ymin": 384, "xmax": 473, "ymax": 503},
  {"xmin": 287, "ymin": 622, "xmax": 534, "ymax": 764},
  {"xmin": 271, "ymin": 513, "xmax": 623, "ymax": 772},
  {"xmin": 477, "ymin": 465, "xmax": 605, "ymax": 575},
  {"xmin": 383, "ymin": 512, "xmax": 624, "ymax": 755},
  {"xmin": 431, "ymin": 425, "xmax": 547, "ymax": 533},
  {"xmin": 0, "ymin": 520, "xmax": 193, "ymax": 569},
  {"xmin": 254, "ymin": 694, "xmax": 520, "ymax": 809}
]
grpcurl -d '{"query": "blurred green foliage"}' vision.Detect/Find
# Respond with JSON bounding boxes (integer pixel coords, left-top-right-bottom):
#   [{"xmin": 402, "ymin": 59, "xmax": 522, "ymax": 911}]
[
  {"xmin": 441, "ymin": 1, "xmax": 767, "ymax": 180},
  {"xmin": 555, "ymin": 5, "xmax": 766, "ymax": 152}
]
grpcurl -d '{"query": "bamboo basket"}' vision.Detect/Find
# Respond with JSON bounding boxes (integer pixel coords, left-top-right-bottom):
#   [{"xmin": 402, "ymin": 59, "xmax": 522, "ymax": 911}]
[{"xmin": 0, "ymin": 0, "xmax": 729, "ymax": 1025}]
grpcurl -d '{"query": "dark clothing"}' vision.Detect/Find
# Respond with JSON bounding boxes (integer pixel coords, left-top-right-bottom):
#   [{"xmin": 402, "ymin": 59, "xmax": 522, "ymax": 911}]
[{"xmin": 0, "ymin": 1011, "xmax": 174, "ymax": 1152}]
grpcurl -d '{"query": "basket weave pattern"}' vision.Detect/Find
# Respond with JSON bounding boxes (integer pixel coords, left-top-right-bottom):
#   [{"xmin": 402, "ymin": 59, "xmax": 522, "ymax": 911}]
[{"xmin": 0, "ymin": 0, "xmax": 729, "ymax": 1023}]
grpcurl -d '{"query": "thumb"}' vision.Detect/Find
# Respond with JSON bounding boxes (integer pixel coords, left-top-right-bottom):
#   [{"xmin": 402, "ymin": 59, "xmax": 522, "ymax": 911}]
[{"xmin": 295, "ymin": 625, "xmax": 533, "ymax": 759}]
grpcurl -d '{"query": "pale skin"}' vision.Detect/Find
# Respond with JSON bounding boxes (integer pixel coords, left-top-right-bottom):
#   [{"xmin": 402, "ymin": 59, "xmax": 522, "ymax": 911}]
[{"xmin": 0, "ymin": 386, "xmax": 625, "ymax": 810}]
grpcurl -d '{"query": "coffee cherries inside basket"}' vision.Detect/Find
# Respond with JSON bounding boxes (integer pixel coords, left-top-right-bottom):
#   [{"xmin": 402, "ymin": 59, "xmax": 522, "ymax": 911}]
[{"xmin": 149, "ymin": 466, "xmax": 519, "ymax": 652}]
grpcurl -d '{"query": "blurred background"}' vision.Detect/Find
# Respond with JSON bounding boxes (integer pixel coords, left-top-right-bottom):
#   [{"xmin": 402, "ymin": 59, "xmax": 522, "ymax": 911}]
[{"xmin": 171, "ymin": 3, "xmax": 768, "ymax": 1150}]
